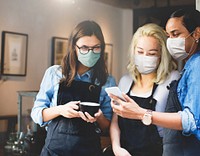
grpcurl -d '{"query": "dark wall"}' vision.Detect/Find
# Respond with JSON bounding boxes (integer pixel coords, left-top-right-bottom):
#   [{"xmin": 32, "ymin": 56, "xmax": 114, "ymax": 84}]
[{"xmin": 133, "ymin": 5, "xmax": 195, "ymax": 32}]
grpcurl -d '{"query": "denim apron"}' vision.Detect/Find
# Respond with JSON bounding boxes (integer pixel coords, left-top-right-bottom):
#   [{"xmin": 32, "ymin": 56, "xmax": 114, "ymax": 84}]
[
  {"xmin": 118, "ymin": 82, "xmax": 163, "ymax": 156},
  {"xmin": 40, "ymin": 80, "xmax": 102, "ymax": 156},
  {"xmin": 163, "ymin": 80, "xmax": 200, "ymax": 156}
]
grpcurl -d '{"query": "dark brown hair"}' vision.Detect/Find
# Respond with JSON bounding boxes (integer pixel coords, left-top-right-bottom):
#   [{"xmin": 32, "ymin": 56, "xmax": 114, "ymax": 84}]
[
  {"xmin": 170, "ymin": 9, "xmax": 200, "ymax": 33},
  {"xmin": 170, "ymin": 9, "xmax": 200, "ymax": 48},
  {"xmin": 62, "ymin": 20, "xmax": 108, "ymax": 86}
]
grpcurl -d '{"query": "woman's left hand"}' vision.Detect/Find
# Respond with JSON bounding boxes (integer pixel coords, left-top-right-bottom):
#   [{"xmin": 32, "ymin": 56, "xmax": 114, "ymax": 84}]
[{"xmin": 79, "ymin": 109, "xmax": 102, "ymax": 123}]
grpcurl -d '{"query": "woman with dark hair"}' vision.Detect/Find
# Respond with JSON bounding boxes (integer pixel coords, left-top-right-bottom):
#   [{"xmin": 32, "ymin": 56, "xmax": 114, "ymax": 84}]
[
  {"xmin": 109, "ymin": 8, "xmax": 200, "ymax": 156},
  {"xmin": 31, "ymin": 20, "xmax": 116, "ymax": 156}
]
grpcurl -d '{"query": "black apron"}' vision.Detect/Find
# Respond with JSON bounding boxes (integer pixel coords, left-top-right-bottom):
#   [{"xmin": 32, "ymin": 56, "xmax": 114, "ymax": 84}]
[
  {"xmin": 118, "ymin": 82, "xmax": 163, "ymax": 156},
  {"xmin": 163, "ymin": 80, "xmax": 200, "ymax": 156},
  {"xmin": 40, "ymin": 80, "xmax": 102, "ymax": 156}
]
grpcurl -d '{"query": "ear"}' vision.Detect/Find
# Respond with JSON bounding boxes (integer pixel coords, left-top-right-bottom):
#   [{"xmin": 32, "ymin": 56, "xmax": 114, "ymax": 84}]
[{"xmin": 193, "ymin": 27, "xmax": 200, "ymax": 41}]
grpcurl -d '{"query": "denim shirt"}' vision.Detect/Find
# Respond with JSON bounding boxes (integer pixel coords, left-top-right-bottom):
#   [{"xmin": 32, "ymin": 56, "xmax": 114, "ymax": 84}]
[
  {"xmin": 31, "ymin": 65, "xmax": 116, "ymax": 127},
  {"xmin": 178, "ymin": 51, "xmax": 200, "ymax": 140}
]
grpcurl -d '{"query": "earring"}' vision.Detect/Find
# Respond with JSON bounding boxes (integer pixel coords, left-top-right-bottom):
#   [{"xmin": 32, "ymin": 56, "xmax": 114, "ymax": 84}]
[{"xmin": 195, "ymin": 39, "xmax": 199, "ymax": 43}]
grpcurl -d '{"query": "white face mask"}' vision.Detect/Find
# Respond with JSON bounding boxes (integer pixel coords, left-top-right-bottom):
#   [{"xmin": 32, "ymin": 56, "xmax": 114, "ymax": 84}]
[
  {"xmin": 135, "ymin": 54, "xmax": 159, "ymax": 75},
  {"xmin": 166, "ymin": 32, "xmax": 195, "ymax": 61},
  {"xmin": 166, "ymin": 37, "xmax": 188, "ymax": 60}
]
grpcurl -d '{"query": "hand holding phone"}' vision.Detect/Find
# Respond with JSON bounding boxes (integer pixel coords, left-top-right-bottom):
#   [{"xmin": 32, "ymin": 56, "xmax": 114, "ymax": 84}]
[{"xmin": 105, "ymin": 87, "xmax": 126, "ymax": 101}]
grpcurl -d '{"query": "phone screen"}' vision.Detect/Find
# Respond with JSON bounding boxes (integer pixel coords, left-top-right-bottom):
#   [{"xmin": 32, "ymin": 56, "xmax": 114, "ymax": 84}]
[{"xmin": 105, "ymin": 87, "xmax": 126, "ymax": 101}]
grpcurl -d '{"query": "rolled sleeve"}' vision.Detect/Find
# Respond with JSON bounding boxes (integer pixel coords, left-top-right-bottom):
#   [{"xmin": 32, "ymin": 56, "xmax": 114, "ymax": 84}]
[
  {"xmin": 31, "ymin": 65, "xmax": 61, "ymax": 127},
  {"xmin": 31, "ymin": 105, "xmax": 47, "ymax": 126},
  {"xmin": 179, "ymin": 108, "xmax": 197, "ymax": 136}
]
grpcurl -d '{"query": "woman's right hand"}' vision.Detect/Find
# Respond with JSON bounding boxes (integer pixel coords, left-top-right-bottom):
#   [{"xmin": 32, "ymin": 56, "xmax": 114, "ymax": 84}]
[
  {"xmin": 110, "ymin": 93, "xmax": 146, "ymax": 120},
  {"xmin": 113, "ymin": 147, "xmax": 131, "ymax": 156},
  {"xmin": 57, "ymin": 101, "xmax": 80, "ymax": 118}
]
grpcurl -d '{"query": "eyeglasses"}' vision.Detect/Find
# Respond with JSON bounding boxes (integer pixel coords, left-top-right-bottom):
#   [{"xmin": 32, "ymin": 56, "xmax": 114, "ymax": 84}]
[{"xmin": 76, "ymin": 45, "xmax": 101, "ymax": 54}]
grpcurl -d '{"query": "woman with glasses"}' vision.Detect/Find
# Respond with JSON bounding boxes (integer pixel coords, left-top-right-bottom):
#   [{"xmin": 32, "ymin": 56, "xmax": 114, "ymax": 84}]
[{"xmin": 31, "ymin": 20, "xmax": 116, "ymax": 156}]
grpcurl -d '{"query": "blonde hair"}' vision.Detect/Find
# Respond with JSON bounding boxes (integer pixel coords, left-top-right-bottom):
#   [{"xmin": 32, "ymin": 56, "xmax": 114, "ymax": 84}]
[{"xmin": 127, "ymin": 23, "xmax": 177, "ymax": 84}]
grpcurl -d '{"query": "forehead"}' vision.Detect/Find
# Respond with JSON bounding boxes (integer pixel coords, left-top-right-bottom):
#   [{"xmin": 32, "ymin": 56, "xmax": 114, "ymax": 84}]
[
  {"xmin": 165, "ymin": 17, "xmax": 188, "ymax": 34},
  {"xmin": 137, "ymin": 36, "xmax": 159, "ymax": 48},
  {"xmin": 76, "ymin": 35, "xmax": 100, "ymax": 46}
]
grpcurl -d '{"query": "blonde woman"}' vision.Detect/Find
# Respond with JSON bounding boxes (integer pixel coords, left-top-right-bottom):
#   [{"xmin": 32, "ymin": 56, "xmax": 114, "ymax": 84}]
[{"xmin": 110, "ymin": 23, "xmax": 180, "ymax": 156}]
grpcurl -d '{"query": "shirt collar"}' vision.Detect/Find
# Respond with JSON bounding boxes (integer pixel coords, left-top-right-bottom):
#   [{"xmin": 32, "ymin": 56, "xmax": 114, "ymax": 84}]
[{"xmin": 76, "ymin": 69, "xmax": 93, "ymax": 80}]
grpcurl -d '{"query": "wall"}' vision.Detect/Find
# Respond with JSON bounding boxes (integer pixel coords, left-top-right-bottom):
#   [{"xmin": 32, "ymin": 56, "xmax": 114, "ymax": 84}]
[
  {"xmin": 0, "ymin": 0, "xmax": 133, "ymax": 116},
  {"xmin": 0, "ymin": 0, "xmax": 197, "ymax": 117}
]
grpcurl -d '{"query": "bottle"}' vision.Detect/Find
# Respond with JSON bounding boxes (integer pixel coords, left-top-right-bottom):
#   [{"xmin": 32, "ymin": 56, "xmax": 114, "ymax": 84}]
[{"xmin": 24, "ymin": 125, "xmax": 35, "ymax": 153}]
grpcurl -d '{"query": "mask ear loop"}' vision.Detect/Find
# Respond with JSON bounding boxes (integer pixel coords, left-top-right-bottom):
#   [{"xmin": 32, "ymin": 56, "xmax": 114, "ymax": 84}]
[
  {"xmin": 190, "ymin": 29, "xmax": 200, "ymax": 48},
  {"xmin": 187, "ymin": 39, "xmax": 196, "ymax": 55},
  {"xmin": 185, "ymin": 31, "xmax": 194, "ymax": 39},
  {"xmin": 187, "ymin": 36, "xmax": 199, "ymax": 58}
]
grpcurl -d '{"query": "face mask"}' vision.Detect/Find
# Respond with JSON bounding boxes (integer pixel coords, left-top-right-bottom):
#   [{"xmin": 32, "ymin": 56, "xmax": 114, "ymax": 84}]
[
  {"xmin": 135, "ymin": 54, "xmax": 159, "ymax": 75},
  {"xmin": 78, "ymin": 51, "xmax": 100, "ymax": 67},
  {"xmin": 166, "ymin": 32, "xmax": 194, "ymax": 61},
  {"xmin": 166, "ymin": 38, "xmax": 188, "ymax": 60}
]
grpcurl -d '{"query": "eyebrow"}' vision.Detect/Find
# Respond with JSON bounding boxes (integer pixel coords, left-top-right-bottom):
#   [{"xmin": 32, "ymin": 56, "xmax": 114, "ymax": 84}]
[
  {"xmin": 149, "ymin": 49, "xmax": 159, "ymax": 52},
  {"xmin": 168, "ymin": 29, "xmax": 179, "ymax": 34},
  {"xmin": 81, "ymin": 44, "xmax": 101, "ymax": 47},
  {"xmin": 137, "ymin": 47, "xmax": 159, "ymax": 52}
]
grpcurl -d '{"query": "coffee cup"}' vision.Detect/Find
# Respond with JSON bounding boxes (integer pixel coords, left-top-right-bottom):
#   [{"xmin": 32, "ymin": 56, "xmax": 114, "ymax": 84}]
[{"xmin": 79, "ymin": 102, "xmax": 100, "ymax": 117}]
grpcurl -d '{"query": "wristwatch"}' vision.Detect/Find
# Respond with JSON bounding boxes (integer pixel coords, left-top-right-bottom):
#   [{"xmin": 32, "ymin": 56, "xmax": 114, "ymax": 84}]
[{"xmin": 142, "ymin": 109, "xmax": 152, "ymax": 125}]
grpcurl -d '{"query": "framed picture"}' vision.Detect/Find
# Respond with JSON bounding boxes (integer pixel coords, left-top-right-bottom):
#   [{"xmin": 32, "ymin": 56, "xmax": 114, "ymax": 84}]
[
  {"xmin": 105, "ymin": 44, "xmax": 113, "ymax": 74},
  {"xmin": 1, "ymin": 31, "xmax": 28, "ymax": 76},
  {"xmin": 51, "ymin": 37, "xmax": 68, "ymax": 65}
]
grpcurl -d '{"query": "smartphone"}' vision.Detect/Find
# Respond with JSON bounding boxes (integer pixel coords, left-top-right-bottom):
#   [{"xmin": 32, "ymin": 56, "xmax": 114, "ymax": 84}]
[{"xmin": 105, "ymin": 86, "xmax": 126, "ymax": 101}]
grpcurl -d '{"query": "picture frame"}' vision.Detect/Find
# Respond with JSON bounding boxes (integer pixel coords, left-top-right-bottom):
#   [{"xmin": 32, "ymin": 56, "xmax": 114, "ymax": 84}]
[
  {"xmin": 1, "ymin": 31, "xmax": 28, "ymax": 76},
  {"xmin": 105, "ymin": 44, "xmax": 113, "ymax": 74},
  {"xmin": 51, "ymin": 37, "xmax": 68, "ymax": 65}
]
